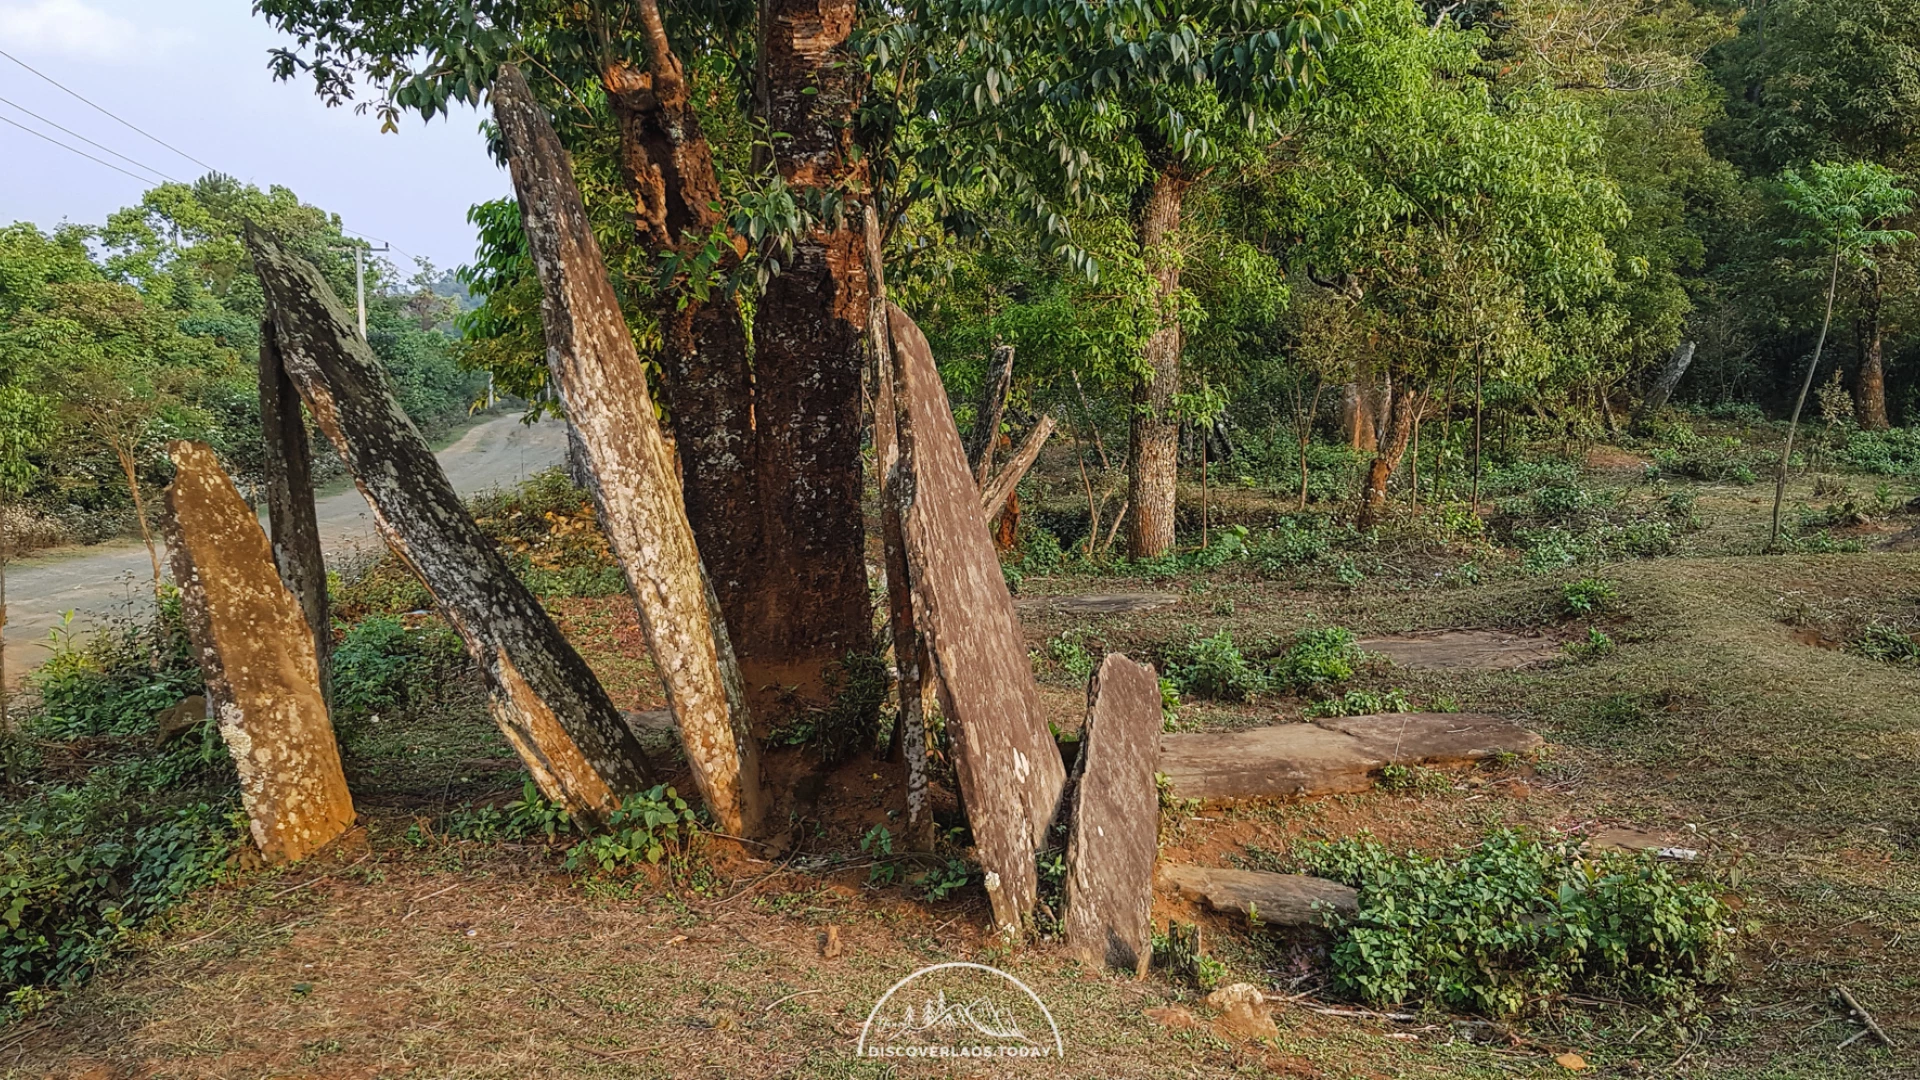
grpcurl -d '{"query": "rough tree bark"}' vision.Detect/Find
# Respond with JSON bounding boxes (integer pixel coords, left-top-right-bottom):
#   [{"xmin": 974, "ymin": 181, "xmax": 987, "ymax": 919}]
[
  {"xmin": 970, "ymin": 344, "xmax": 1016, "ymax": 484},
  {"xmin": 865, "ymin": 205, "xmax": 934, "ymax": 852},
  {"xmin": 493, "ymin": 64, "xmax": 766, "ymax": 838},
  {"xmin": 1127, "ymin": 170, "xmax": 1192, "ymax": 558},
  {"xmin": 1635, "ymin": 340, "xmax": 1696, "ymax": 424},
  {"xmin": 747, "ymin": 0, "xmax": 874, "ymax": 706},
  {"xmin": 164, "ymin": 440, "xmax": 353, "ymax": 863},
  {"xmin": 886, "ymin": 302, "xmax": 1067, "ymax": 934},
  {"xmin": 258, "ymin": 320, "xmax": 330, "ymax": 709},
  {"xmin": 1856, "ymin": 267, "xmax": 1889, "ymax": 430},
  {"xmin": 246, "ymin": 228, "xmax": 655, "ymax": 828},
  {"xmin": 1358, "ymin": 385, "xmax": 1423, "ymax": 528},
  {"xmin": 600, "ymin": 4, "xmax": 764, "ymax": 704}
]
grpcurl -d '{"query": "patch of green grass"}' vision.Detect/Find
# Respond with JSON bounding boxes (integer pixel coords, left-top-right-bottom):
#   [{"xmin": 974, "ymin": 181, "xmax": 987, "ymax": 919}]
[{"xmin": 1305, "ymin": 687, "xmax": 1411, "ymax": 718}]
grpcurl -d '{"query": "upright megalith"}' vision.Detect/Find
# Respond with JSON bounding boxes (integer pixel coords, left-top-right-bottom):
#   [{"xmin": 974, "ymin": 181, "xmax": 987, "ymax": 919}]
[
  {"xmin": 164, "ymin": 441, "xmax": 353, "ymax": 863},
  {"xmin": 1064, "ymin": 654, "xmax": 1163, "ymax": 975},
  {"xmin": 490, "ymin": 64, "xmax": 765, "ymax": 838},
  {"xmin": 884, "ymin": 303, "xmax": 1067, "ymax": 934},
  {"xmin": 245, "ymin": 228, "xmax": 656, "ymax": 828},
  {"xmin": 258, "ymin": 319, "xmax": 331, "ymax": 707}
]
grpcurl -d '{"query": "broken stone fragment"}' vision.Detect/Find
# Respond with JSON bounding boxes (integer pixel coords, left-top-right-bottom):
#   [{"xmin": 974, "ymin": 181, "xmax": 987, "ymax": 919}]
[{"xmin": 164, "ymin": 441, "xmax": 354, "ymax": 863}]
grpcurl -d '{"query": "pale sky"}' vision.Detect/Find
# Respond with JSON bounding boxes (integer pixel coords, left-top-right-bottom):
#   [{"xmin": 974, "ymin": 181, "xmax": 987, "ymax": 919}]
[{"xmin": 0, "ymin": 0, "xmax": 507, "ymax": 273}]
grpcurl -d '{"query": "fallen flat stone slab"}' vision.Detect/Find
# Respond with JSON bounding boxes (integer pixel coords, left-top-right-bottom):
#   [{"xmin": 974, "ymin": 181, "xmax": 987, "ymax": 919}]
[
  {"xmin": 1013, "ymin": 593, "xmax": 1178, "ymax": 617},
  {"xmin": 1359, "ymin": 630, "xmax": 1560, "ymax": 671},
  {"xmin": 1064, "ymin": 654, "xmax": 1162, "ymax": 976},
  {"xmin": 1159, "ymin": 865, "xmax": 1357, "ymax": 927},
  {"xmin": 1158, "ymin": 713, "xmax": 1540, "ymax": 800},
  {"xmin": 1313, "ymin": 712, "xmax": 1544, "ymax": 767}
]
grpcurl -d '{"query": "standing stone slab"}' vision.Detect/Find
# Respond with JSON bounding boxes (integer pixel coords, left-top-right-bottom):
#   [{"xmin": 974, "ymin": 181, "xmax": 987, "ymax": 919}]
[
  {"xmin": 1064, "ymin": 653, "xmax": 1162, "ymax": 975},
  {"xmin": 164, "ymin": 441, "xmax": 353, "ymax": 862},
  {"xmin": 246, "ymin": 228, "xmax": 655, "ymax": 828},
  {"xmin": 493, "ymin": 64, "xmax": 763, "ymax": 836},
  {"xmin": 885, "ymin": 303, "xmax": 1066, "ymax": 934},
  {"xmin": 258, "ymin": 320, "xmax": 330, "ymax": 708}
]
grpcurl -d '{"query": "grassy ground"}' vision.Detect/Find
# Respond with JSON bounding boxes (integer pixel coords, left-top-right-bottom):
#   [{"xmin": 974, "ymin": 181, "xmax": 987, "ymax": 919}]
[{"xmin": 4, "ymin": 417, "xmax": 1916, "ymax": 1079}]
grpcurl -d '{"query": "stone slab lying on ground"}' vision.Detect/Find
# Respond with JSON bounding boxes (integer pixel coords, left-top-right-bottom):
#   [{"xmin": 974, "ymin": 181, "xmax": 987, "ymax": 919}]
[
  {"xmin": 165, "ymin": 440, "xmax": 354, "ymax": 863},
  {"xmin": 1013, "ymin": 593, "xmax": 1179, "ymax": 617},
  {"xmin": 1159, "ymin": 865, "xmax": 1357, "ymax": 927},
  {"xmin": 1158, "ymin": 713, "xmax": 1542, "ymax": 800},
  {"xmin": 1064, "ymin": 654, "xmax": 1162, "ymax": 976},
  {"xmin": 1359, "ymin": 630, "xmax": 1560, "ymax": 670}
]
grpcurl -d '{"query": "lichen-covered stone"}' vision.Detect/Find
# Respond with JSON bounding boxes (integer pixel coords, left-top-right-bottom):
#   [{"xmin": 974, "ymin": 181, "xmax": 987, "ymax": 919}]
[{"xmin": 1064, "ymin": 653, "xmax": 1162, "ymax": 974}]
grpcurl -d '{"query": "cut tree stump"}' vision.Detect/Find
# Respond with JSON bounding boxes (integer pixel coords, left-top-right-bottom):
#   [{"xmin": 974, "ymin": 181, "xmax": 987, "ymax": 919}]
[
  {"xmin": 164, "ymin": 441, "xmax": 353, "ymax": 863},
  {"xmin": 1158, "ymin": 713, "xmax": 1541, "ymax": 801},
  {"xmin": 246, "ymin": 228, "xmax": 655, "ymax": 828},
  {"xmin": 1359, "ymin": 630, "xmax": 1560, "ymax": 671},
  {"xmin": 1159, "ymin": 866, "xmax": 1357, "ymax": 927},
  {"xmin": 885, "ymin": 302, "xmax": 1066, "ymax": 935},
  {"xmin": 1064, "ymin": 654, "xmax": 1162, "ymax": 975},
  {"xmin": 493, "ymin": 64, "xmax": 764, "ymax": 836}
]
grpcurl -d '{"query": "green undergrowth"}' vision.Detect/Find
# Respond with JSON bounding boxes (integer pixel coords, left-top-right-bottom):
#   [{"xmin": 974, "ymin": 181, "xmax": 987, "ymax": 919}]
[{"xmin": 1300, "ymin": 830, "xmax": 1735, "ymax": 1022}]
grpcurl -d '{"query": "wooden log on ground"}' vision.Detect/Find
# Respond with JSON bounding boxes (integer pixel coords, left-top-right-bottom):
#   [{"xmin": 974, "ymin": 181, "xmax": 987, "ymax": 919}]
[
  {"xmin": 245, "ymin": 228, "xmax": 655, "ymax": 828},
  {"xmin": 164, "ymin": 441, "xmax": 353, "ymax": 862},
  {"xmin": 980, "ymin": 415, "xmax": 1055, "ymax": 523},
  {"xmin": 885, "ymin": 302, "xmax": 1066, "ymax": 934},
  {"xmin": 492, "ymin": 63, "xmax": 764, "ymax": 836},
  {"xmin": 1064, "ymin": 653, "xmax": 1163, "ymax": 975},
  {"xmin": 258, "ymin": 319, "xmax": 331, "ymax": 709}
]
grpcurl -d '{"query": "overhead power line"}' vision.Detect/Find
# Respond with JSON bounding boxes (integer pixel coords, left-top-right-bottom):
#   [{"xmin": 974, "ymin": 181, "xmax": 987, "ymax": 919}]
[
  {"xmin": 0, "ymin": 46, "xmax": 219, "ymax": 174},
  {"xmin": 0, "ymin": 112, "xmax": 156, "ymax": 185},
  {"xmin": 0, "ymin": 93, "xmax": 178, "ymax": 183}
]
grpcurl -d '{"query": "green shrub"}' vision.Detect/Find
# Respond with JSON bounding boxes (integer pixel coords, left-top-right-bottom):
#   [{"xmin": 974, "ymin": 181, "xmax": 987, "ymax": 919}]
[
  {"xmin": 1300, "ymin": 831, "xmax": 1732, "ymax": 1018},
  {"xmin": 1046, "ymin": 632, "xmax": 1097, "ymax": 681},
  {"xmin": 1162, "ymin": 631, "xmax": 1266, "ymax": 701},
  {"xmin": 562, "ymin": 785, "xmax": 700, "ymax": 872},
  {"xmin": 1855, "ymin": 623, "xmax": 1920, "ymax": 665},
  {"xmin": 1561, "ymin": 577, "xmax": 1617, "ymax": 616},
  {"xmin": 1839, "ymin": 427, "xmax": 1920, "ymax": 477},
  {"xmin": 1305, "ymin": 687, "xmax": 1410, "ymax": 718},
  {"xmin": 435, "ymin": 779, "xmax": 575, "ymax": 843},
  {"xmin": 1269, "ymin": 627, "xmax": 1364, "ymax": 692},
  {"xmin": 1566, "ymin": 626, "xmax": 1616, "ymax": 659},
  {"xmin": 1650, "ymin": 440, "xmax": 1763, "ymax": 485}
]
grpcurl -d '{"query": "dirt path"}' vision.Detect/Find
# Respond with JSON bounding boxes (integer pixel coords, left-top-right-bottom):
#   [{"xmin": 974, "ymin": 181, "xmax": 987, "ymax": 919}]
[{"xmin": 2, "ymin": 412, "xmax": 568, "ymax": 684}]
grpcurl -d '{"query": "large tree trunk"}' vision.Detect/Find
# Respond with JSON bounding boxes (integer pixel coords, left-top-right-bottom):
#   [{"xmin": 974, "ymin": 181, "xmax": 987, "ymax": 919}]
[
  {"xmin": 1358, "ymin": 385, "xmax": 1422, "ymax": 529},
  {"xmin": 1856, "ymin": 268, "xmax": 1889, "ymax": 430},
  {"xmin": 1127, "ymin": 170, "xmax": 1191, "ymax": 558},
  {"xmin": 494, "ymin": 65, "xmax": 767, "ymax": 838},
  {"xmin": 1341, "ymin": 382, "xmax": 1378, "ymax": 451},
  {"xmin": 258, "ymin": 320, "xmax": 331, "ymax": 710},
  {"xmin": 164, "ymin": 440, "xmax": 354, "ymax": 863},
  {"xmin": 245, "ymin": 227, "xmax": 656, "ymax": 828},
  {"xmin": 601, "ymin": 6, "xmax": 765, "ymax": 704},
  {"xmin": 746, "ymin": 0, "xmax": 874, "ymax": 708},
  {"xmin": 1635, "ymin": 340, "xmax": 1696, "ymax": 424}
]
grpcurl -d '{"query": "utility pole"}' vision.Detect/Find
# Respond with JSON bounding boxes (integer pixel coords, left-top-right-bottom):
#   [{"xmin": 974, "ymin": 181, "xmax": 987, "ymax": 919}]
[{"xmin": 353, "ymin": 242, "xmax": 391, "ymax": 339}]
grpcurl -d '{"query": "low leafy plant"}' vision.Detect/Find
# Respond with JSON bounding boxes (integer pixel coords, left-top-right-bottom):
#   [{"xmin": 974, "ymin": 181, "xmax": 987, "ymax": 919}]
[
  {"xmin": 1162, "ymin": 630, "xmax": 1266, "ymax": 701},
  {"xmin": 1855, "ymin": 623, "xmax": 1920, "ymax": 665},
  {"xmin": 1566, "ymin": 627, "xmax": 1616, "ymax": 659},
  {"xmin": 563, "ymin": 786, "xmax": 700, "ymax": 872},
  {"xmin": 1269, "ymin": 627, "xmax": 1364, "ymax": 692},
  {"xmin": 1300, "ymin": 831, "xmax": 1732, "ymax": 1018},
  {"xmin": 1561, "ymin": 577, "xmax": 1617, "ymax": 616},
  {"xmin": 436, "ymin": 780, "xmax": 574, "ymax": 842},
  {"xmin": 1305, "ymin": 687, "xmax": 1411, "ymax": 718},
  {"xmin": 860, "ymin": 824, "xmax": 896, "ymax": 885}
]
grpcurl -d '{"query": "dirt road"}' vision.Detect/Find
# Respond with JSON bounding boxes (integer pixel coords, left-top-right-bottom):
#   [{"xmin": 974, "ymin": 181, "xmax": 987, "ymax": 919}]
[{"xmin": 2, "ymin": 412, "xmax": 568, "ymax": 684}]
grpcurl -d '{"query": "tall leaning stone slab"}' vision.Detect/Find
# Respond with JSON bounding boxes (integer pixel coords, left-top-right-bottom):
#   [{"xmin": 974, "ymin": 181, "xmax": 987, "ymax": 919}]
[
  {"xmin": 885, "ymin": 303, "xmax": 1066, "ymax": 934},
  {"xmin": 491, "ymin": 65, "xmax": 764, "ymax": 836},
  {"xmin": 164, "ymin": 441, "xmax": 353, "ymax": 862},
  {"xmin": 1064, "ymin": 653, "xmax": 1162, "ymax": 975},
  {"xmin": 245, "ymin": 228, "xmax": 655, "ymax": 828}
]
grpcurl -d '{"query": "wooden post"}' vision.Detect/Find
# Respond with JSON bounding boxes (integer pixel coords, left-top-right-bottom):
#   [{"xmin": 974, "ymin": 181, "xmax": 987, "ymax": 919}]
[
  {"xmin": 491, "ymin": 64, "xmax": 764, "ymax": 836},
  {"xmin": 245, "ymin": 228, "xmax": 656, "ymax": 828}
]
